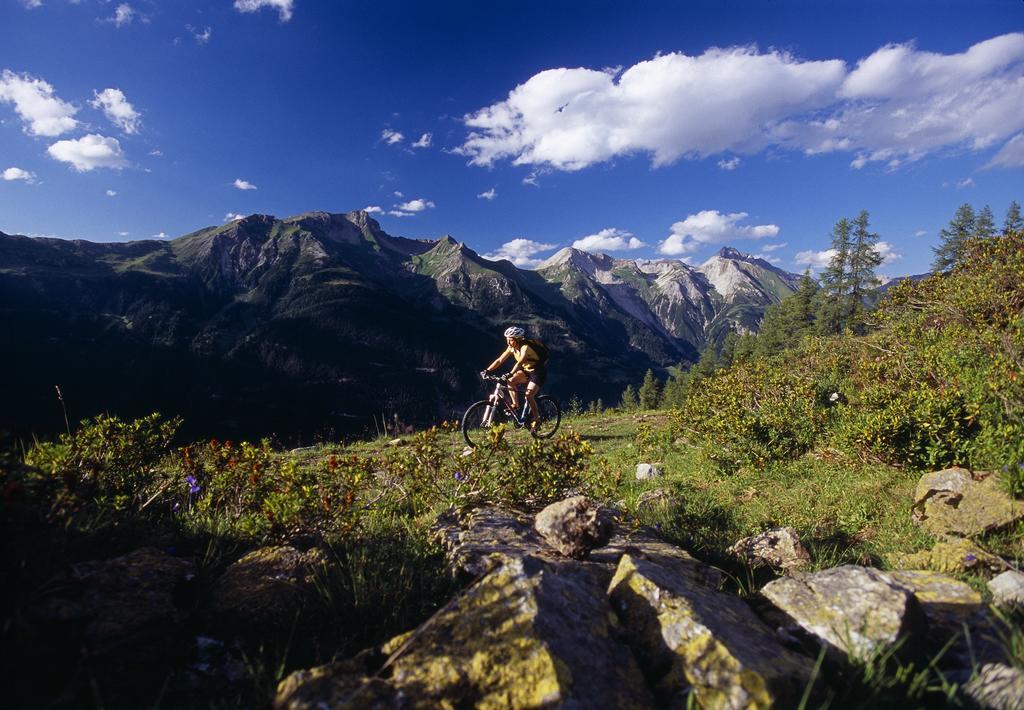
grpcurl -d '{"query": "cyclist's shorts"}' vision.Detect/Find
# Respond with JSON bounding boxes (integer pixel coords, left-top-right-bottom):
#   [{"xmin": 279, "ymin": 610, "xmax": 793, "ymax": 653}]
[{"xmin": 528, "ymin": 366, "xmax": 547, "ymax": 388}]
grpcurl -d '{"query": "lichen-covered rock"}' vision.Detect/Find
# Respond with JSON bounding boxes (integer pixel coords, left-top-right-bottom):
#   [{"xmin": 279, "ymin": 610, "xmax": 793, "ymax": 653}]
[
  {"xmin": 636, "ymin": 463, "xmax": 663, "ymax": 481},
  {"xmin": 989, "ymin": 570, "xmax": 1024, "ymax": 608},
  {"xmin": 889, "ymin": 539, "xmax": 1008, "ymax": 577},
  {"xmin": 727, "ymin": 527, "xmax": 810, "ymax": 571},
  {"xmin": 534, "ymin": 495, "xmax": 613, "ymax": 559},
  {"xmin": 208, "ymin": 546, "xmax": 330, "ymax": 627},
  {"xmin": 609, "ymin": 553, "xmax": 815, "ymax": 708},
  {"xmin": 276, "ymin": 556, "xmax": 654, "ymax": 708},
  {"xmin": 964, "ymin": 663, "xmax": 1024, "ymax": 710},
  {"xmin": 436, "ymin": 506, "xmax": 551, "ymax": 577},
  {"xmin": 760, "ymin": 566, "xmax": 927, "ymax": 663},
  {"xmin": 912, "ymin": 467, "xmax": 1024, "ymax": 537},
  {"xmin": 275, "ymin": 651, "xmax": 396, "ymax": 709},
  {"xmin": 31, "ymin": 547, "xmax": 195, "ymax": 699}
]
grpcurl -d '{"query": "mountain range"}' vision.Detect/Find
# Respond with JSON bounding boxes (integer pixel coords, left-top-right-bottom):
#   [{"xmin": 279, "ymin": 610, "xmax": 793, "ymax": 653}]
[{"xmin": 0, "ymin": 210, "xmax": 799, "ymax": 441}]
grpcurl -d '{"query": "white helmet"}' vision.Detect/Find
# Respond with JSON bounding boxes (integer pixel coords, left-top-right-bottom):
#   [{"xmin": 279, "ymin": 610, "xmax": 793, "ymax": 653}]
[{"xmin": 503, "ymin": 326, "xmax": 526, "ymax": 339}]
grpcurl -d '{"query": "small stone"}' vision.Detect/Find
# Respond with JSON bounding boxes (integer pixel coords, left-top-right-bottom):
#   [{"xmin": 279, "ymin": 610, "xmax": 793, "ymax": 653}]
[
  {"xmin": 727, "ymin": 527, "xmax": 810, "ymax": 571},
  {"xmin": 989, "ymin": 570, "xmax": 1024, "ymax": 608},
  {"xmin": 635, "ymin": 463, "xmax": 663, "ymax": 481},
  {"xmin": 461, "ymin": 446, "xmax": 474, "ymax": 457},
  {"xmin": 963, "ymin": 663, "xmax": 1024, "ymax": 710},
  {"xmin": 388, "ymin": 438, "xmax": 404, "ymax": 446},
  {"xmin": 534, "ymin": 496, "xmax": 613, "ymax": 559}
]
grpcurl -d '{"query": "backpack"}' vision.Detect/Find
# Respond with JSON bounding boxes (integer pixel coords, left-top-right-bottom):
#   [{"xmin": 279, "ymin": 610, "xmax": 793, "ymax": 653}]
[{"xmin": 524, "ymin": 338, "xmax": 550, "ymax": 365}]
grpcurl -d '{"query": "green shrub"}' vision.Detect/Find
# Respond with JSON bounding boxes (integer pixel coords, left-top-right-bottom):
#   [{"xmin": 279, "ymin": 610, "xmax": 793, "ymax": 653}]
[
  {"xmin": 24, "ymin": 413, "xmax": 180, "ymax": 520},
  {"xmin": 676, "ymin": 360, "xmax": 829, "ymax": 471}
]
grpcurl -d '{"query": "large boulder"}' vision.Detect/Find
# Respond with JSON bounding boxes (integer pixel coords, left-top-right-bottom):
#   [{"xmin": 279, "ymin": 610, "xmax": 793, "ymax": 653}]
[
  {"xmin": 727, "ymin": 527, "xmax": 811, "ymax": 571},
  {"xmin": 533, "ymin": 495, "xmax": 613, "ymax": 559},
  {"xmin": 608, "ymin": 553, "xmax": 816, "ymax": 707},
  {"xmin": 889, "ymin": 538, "xmax": 1008, "ymax": 577},
  {"xmin": 912, "ymin": 467, "xmax": 1024, "ymax": 537},
  {"xmin": 208, "ymin": 546, "xmax": 330, "ymax": 627},
  {"xmin": 989, "ymin": 570, "xmax": 1024, "ymax": 608},
  {"xmin": 964, "ymin": 663, "xmax": 1024, "ymax": 710},
  {"xmin": 276, "ymin": 556, "xmax": 654, "ymax": 708},
  {"xmin": 760, "ymin": 566, "xmax": 927, "ymax": 663}
]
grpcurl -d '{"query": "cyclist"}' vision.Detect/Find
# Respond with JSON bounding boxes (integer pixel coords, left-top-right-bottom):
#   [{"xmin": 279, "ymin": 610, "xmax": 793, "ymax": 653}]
[{"xmin": 480, "ymin": 326, "xmax": 546, "ymax": 429}]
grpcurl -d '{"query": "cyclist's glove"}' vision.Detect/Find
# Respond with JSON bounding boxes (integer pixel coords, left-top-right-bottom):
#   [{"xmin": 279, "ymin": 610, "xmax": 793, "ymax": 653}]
[{"xmin": 479, "ymin": 370, "xmax": 489, "ymax": 380}]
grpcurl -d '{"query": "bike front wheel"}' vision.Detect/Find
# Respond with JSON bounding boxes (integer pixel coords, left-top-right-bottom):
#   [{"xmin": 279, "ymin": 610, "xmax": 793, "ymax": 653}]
[
  {"xmin": 462, "ymin": 400, "xmax": 496, "ymax": 448},
  {"xmin": 530, "ymin": 395, "xmax": 561, "ymax": 439}
]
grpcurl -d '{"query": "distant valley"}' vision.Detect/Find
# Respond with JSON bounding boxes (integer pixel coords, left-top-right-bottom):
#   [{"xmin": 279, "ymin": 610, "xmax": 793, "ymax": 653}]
[{"xmin": 0, "ymin": 210, "xmax": 799, "ymax": 441}]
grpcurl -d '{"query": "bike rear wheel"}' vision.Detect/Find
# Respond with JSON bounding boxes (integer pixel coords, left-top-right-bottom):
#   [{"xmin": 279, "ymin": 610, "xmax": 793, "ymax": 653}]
[
  {"xmin": 530, "ymin": 395, "xmax": 561, "ymax": 439},
  {"xmin": 462, "ymin": 400, "xmax": 496, "ymax": 448}
]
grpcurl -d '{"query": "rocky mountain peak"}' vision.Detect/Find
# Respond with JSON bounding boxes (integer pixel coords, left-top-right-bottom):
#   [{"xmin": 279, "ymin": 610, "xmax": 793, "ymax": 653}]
[
  {"xmin": 716, "ymin": 246, "xmax": 746, "ymax": 260},
  {"xmin": 537, "ymin": 247, "xmax": 614, "ymax": 274}
]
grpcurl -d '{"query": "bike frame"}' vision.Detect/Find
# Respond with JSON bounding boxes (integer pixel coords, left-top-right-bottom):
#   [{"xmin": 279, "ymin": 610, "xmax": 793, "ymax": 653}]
[{"xmin": 481, "ymin": 376, "xmax": 532, "ymax": 428}]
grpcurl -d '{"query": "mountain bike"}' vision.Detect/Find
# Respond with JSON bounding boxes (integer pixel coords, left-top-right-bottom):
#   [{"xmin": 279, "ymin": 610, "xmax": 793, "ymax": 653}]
[{"xmin": 461, "ymin": 374, "xmax": 561, "ymax": 448}]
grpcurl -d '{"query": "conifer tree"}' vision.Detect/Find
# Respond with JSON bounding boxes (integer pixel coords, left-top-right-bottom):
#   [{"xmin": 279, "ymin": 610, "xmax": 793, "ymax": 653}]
[
  {"xmin": 1003, "ymin": 200, "xmax": 1023, "ymax": 235},
  {"xmin": 975, "ymin": 205, "xmax": 996, "ymax": 240},
  {"xmin": 847, "ymin": 210, "xmax": 884, "ymax": 334},
  {"xmin": 661, "ymin": 373, "xmax": 688, "ymax": 409},
  {"xmin": 689, "ymin": 345, "xmax": 719, "ymax": 381},
  {"xmin": 817, "ymin": 217, "xmax": 852, "ymax": 335},
  {"xmin": 638, "ymin": 369, "xmax": 662, "ymax": 409},
  {"xmin": 619, "ymin": 384, "xmax": 638, "ymax": 411},
  {"xmin": 732, "ymin": 334, "xmax": 757, "ymax": 363},
  {"xmin": 932, "ymin": 203, "xmax": 975, "ymax": 273},
  {"xmin": 718, "ymin": 332, "xmax": 739, "ymax": 369}
]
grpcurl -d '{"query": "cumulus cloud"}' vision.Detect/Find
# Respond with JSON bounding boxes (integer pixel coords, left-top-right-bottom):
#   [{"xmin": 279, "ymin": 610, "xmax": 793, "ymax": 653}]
[
  {"xmin": 458, "ymin": 47, "xmax": 845, "ymax": 170},
  {"xmin": 659, "ymin": 210, "xmax": 779, "ymax": 255},
  {"xmin": 3, "ymin": 167, "xmax": 36, "ymax": 183},
  {"xmin": 91, "ymin": 88, "xmax": 141, "ymax": 134},
  {"xmin": 111, "ymin": 3, "xmax": 134, "ymax": 27},
  {"xmin": 22, "ymin": 0, "xmax": 43, "ymax": 8},
  {"xmin": 717, "ymin": 157, "xmax": 741, "ymax": 171},
  {"xmin": 412, "ymin": 133, "xmax": 432, "ymax": 148},
  {"xmin": 573, "ymin": 227, "xmax": 645, "ymax": 252},
  {"xmin": 233, "ymin": 0, "xmax": 293, "ymax": 21},
  {"xmin": 153, "ymin": 231, "xmax": 169, "ymax": 239},
  {"xmin": 957, "ymin": 177, "xmax": 975, "ymax": 189},
  {"xmin": 483, "ymin": 238, "xmax": 557, "ymax": 268},
  {"xmin": 224, "ymin": 212, "xmax": 245, "ymax": 221},
  {"xmin": 985, "ymin": 132, "xmax": 1024, "ymax": 168},
  {"xmin": 395, "ymin": 198, "xmax": 434, "ymax": 212},
  {"xmin": 47, "ymin": 134, "xmax": 128, "ymax": 171},
  {"xmin": 363, "ymin": 205, "xmax": 384, "ymax": 214},
  {"xmin": 233, "ymin": 178, "xmax": 257, "ymax": 190},
  {"xmin": 752, "ymin": 253, "xmax": 782, "ymax": 264},
  {"xmin": 760, "ymin": 242, "xmax": 788, "ymax": 252},
  {"xmin": 381, "ymin": 129, "xmax": 404, "ymax": 145},
  {"xmin": 875, "ymin": 240, "xmax": 902, "ymax": 265},
  {"xmin": 187, "ymin": 24, "xmax": 212, "ymax": 44},
  {"xmin": 106, "ymin": 189, "xmax": 117, "ymax": 196},
  {"xmin": 477, "ymin": 188, "xmax": 497, "ymax": 200},
  {"xmin": 0, "ymin": 70, "xmax": 78, "ymax": 137},
  {"xmin": 459, "ymin": 33, "xmax": 1024, "ymax": 172},
  {"xmin": 794, "ymin": 248, "xmax": 836, "ymax": 270}
]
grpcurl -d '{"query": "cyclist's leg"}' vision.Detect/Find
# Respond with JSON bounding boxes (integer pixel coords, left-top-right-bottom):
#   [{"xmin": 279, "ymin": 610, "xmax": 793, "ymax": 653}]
[
  {"xmin": 507, "ymin": 371, "xmax": 529, "ymax": 414},
  {"xmin": 525, "ymin": 367, "xmax": 546, "ymax": 425}
]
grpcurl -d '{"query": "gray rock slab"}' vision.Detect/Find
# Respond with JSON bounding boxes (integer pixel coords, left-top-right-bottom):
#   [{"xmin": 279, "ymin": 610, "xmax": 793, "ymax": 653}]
[
  {"xmin": 534, "ymin": 495, "xmax": 613, "ymax": 559},
  {"xmin": 989, "ymin": 570, "xmax": 1024, "ymax": 608}
]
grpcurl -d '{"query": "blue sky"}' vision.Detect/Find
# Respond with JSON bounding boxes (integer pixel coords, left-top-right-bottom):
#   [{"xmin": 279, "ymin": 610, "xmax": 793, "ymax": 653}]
[{"xmin": 1, "ymin": 0, "xmax": 1021, "ymax": 276}]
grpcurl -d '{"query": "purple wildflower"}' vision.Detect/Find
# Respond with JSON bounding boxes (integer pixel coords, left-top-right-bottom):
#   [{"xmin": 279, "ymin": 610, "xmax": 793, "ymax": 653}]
[
  {"xmin": 186, "ymin": 475, "xmax": 200, "ymax": 494},
  {"xmin": 454, "ymin": 471, "xmax": 466, "ymax": 482},
  {"xmin": 173, "ymin": 502, "xmax": 181, "ymax": 512},
  {"xmin": 965, "ymin": 553, "xmax": 977, "ymax": 562}
]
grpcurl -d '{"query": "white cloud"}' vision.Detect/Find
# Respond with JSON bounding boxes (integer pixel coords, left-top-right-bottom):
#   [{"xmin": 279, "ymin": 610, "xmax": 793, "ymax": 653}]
[
  {"xmin": 0, "ymin": 70, "xmax": 78, "ymax": 137},
  {"xmin": 3, "ymin": 167, "xmax": 36, "ymax": 183},
  {"xmin": 986, "ymin": 132, "xmax": 1024, "ymax": 168},
  {"xmin": 794, "ymin": 248, "xmax": 836, "ymax": 270},
  {"xmin": 717, "ymin": 157, "xmax": 741, "ymax": 170},
  {"xmin": 233, "ymin": 0, "xmax": 293, "ymax": 21},
  {"xmin": 459, "ymin": 33, "xmax": 1024, "ymax": 172},
  {"xmin": 224, "ymin": 212, "xmax": 245, "ymax": 221},
  {"xmin": 752, "ymin": 253, "xmax": 782, "ymax": 264},
  {"xmin": 149, "ymin": 149, "xmax": 163, "ymax": 157},
  {"xmin": 412, "ymin": 132, "xmax": 432, "ymax": 148},
  {"xmin": 875, "ymin": 240, "xmax": 902, "ymax": 265},
  {"xmin": 153, "ymin": 231, "xmax": 169, "ymax": 239},
  {"xmin": 106, "ymin": 189, "xmax": 117, "ymax": 196},
  {"xmin": 108, "ymin": 3, "xmax": 134, "ymax": 27},
  {"xmin": 395, "ymin": 198, "xmax": 434, "ymax": 212},
  {"xmin": 477, "ymin": 188, "xmax": 497, "ymax": 200},
  {"xmin": 47, "ymin": 134, "xmax": 128, "ymax": 171},
  {"xmin": 22, "ymin": 0, "xmax": 43, "ymax": 8},
  {"xmin": 233, "ymin": 178, "xmax": 257, "ymax": 190},
  {"xmin": 760, "ymin": 242, "xmax": 788, "ymax": 252},
  {"xmin": 522, "ymin": 170, "xmax": 541, "ymax": 186},
  {"xmin": 117, "ymin": 231, "xmax": 130, "ymax": 237},
  {"xmin": 91, "ymin": 88, "xmax": 141, "ymax": 134},
  {"xmin": 659, "ymin": 210, "xmax": 779, "ymax": 255},
  {"xmin": 393, "ymin": 190, "xmax": 404, "ymax": 197},
  {"xmin": 573, "ymin": 227, "xmax": 645, "ymax": 252},
  {"xmin": 957, "ymin": 177, "xmax": 975, "ymax": 189},
  {"xmin": 186, "ymin": 24, "xmax": 212, "ymax": 44},
  {"xmin": 914, "ymin": 229, "xmax": 928, "ymax": 237},
  {"xmin": 483, "ymin": 238, "xmax": 557, "ymax": 268},
  {"xmin": 363, "ymin": 205, "xmax": 384, "ymax": 214},
  {"xmin": 387, "ymin": 210, "xmax": 414, "ymax": 217},
  {"xmin": 381, "ymin": 128, "xmax": 404, "ymax": 145},
  {"xmin": 458, "ymin": 47, "xmax": 845, "ymax": 170}
]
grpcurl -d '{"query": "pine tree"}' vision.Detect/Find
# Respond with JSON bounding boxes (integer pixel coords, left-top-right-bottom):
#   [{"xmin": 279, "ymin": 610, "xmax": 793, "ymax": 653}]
[
  {"xmin": 932, "ymin": 203, "xmax": 975, "ymax": 273},
  {"xmin": 661, "ymin": 373, "xmax": 689, "ymax": 409},
  {"xmin": 790, "ymin": 270, "xmax": 819, "ymax": 333},
  {"xmin": 847, "ymin": 210, "xmax": 884, "ymax": 334},
  {"xmin": 975, "ymin": 205, "xmax": 996, "ymax": 240},
  {"xmin": 689, "ymin": 345, "xmax": 719, "ymax": 381},
  {"xmin": 619, "ymin": 384, "xmax": 638, "ymax": 411},
  {"xmin": 1003, "ymin": 200, "xmax": 1023, "ymax": 235},
  {"xmin": 817, "ymin": 217, "xmax": 852, "ymax": 334},
  {"xmin": 732, "ymin": 334, "xmax": 757, "ymax": 363},
  {"xmin": 718, "ymin": 332, "xmax": 739, "ymax": 369},
  {"xmin": 638, "ymin": 369, "xmax": 662, "ymax": 409}
]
